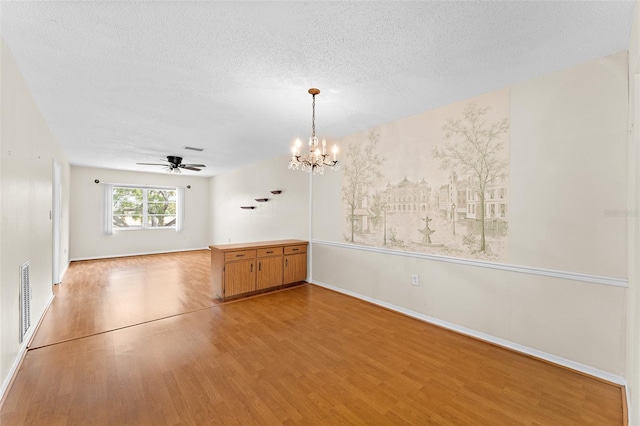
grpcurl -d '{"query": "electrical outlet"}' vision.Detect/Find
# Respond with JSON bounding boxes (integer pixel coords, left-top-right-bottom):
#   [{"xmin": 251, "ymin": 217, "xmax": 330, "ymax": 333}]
[{"xmin": 412, "ymin": 274, "xmax": 419, "ymax": 286}]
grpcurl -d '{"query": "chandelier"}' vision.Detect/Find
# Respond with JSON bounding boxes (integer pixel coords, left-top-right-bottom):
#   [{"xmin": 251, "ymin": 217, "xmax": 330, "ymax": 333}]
[{"xmin": 288, "ymin": 88, "xmax": 338, "ymax": 174}]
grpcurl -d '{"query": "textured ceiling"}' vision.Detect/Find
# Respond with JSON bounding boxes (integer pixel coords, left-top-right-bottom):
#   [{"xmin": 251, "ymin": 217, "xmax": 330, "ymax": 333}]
[{"xmin": 0, "ymin": 1, "xmax": 635, "ymax": 177}]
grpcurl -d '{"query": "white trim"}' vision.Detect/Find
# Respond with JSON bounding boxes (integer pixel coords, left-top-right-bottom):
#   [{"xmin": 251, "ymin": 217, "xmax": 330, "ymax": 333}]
[
  {"xmin": 312, "ymin": 239, "xmax": 628, "ymax": 288},
  {"xmin": 59, "ymin": 261, "xmax": 70, "ymax": 283},
  {"xmin": 308, "ymin": 172, "xmax": 313, "ymax": 281},
  {"xmin": 52, "ymin": 159, "xmax": 62, "ymax": 284},
  {"xmin": 69, "ymin": 247, "xmax": 209, "ymax": 262},
  {"xmin": 626, "ymin": 384, "xmax": 631, "ymax": 426},
  {"xmin": 0, "ymin": 292, "xmax": 55, "ymax": 402},
  {"xmin": 312, "ymin": 279, "xmax": 626, "ymax": 386}
]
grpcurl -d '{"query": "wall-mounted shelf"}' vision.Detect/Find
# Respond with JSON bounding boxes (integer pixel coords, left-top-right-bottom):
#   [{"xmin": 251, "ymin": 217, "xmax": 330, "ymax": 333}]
[
  {"xmin": 240, "ymin": 206, "xmax": 256, "ymax": 210},
  {"xmin": 255, "ymin": 198, "xmax": 269, "ymax": 202},
  {"xmin": 270, "ymin": 190, "xmax": 282, "ymax": 195}
]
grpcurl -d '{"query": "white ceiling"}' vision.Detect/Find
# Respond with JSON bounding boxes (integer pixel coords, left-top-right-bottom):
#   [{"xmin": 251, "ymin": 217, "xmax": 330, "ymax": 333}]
[{"xmin": 0, "ymin": 1, "xmax": 635, "ymax": 177}]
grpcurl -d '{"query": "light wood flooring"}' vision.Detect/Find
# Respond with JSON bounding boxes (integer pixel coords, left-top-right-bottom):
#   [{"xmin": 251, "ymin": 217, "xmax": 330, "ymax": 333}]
[{"xmin": 1, "ymin": 250, "xmax": 624, "ymax": 425}]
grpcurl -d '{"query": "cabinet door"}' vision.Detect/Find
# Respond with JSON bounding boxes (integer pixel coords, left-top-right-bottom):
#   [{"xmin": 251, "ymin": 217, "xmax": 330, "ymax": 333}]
[
  {"xmin": 283, "ymin": 253, "xmax": 307, "ymax": 284},
  {"xmin": 224, "ymin": 259, "xmax": 256, "ymax": 297},
  {"xmin": 256, "ymin": 256, "xmax": 283, "ymax": 290}
]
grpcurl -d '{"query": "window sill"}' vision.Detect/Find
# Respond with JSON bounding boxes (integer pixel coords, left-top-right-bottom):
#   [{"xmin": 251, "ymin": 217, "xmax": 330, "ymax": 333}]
[{"xmin": 113, "ymin": 227, "xmax": 177, "ymax": 232}]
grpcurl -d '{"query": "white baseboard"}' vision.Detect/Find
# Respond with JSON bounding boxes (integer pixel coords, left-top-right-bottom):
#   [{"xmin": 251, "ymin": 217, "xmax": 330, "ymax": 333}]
[
  {"xmin": 0, "ymin": 292, "xmax": 55, "ymax": 403},
  {"xmin": 69, "ymin": 247, "xmax": 210, "ymax": 262},
  {"xmin": 312, "ymin": 279, "xmax": 626, "ymax": 386}
]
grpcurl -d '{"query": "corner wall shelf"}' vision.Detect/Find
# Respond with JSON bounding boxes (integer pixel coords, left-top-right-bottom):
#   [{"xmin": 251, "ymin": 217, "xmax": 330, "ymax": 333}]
[
  {"xmin": 270, "ymin": 190, "xmax": 282, "ymax": 195},
  {"xmin": 240, "ymin": 206, "xmax": 256, "ymax": 210},
  {"xmin": 255, "ymin": 198, "xmax": 269, "ymax": 202}
]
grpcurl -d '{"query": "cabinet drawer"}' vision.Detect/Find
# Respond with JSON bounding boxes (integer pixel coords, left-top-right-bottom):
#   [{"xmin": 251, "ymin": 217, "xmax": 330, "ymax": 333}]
[
  {"xmin": 284, "ymin": 245, "xmax": 307, "ymax": 255},
  {"xmin": 224, "ymin": 250, "xmax": 256, "ymax": 262},
  {"xmin": 257, "ymin": 247, "xmax": 283, "ymax": 257}
]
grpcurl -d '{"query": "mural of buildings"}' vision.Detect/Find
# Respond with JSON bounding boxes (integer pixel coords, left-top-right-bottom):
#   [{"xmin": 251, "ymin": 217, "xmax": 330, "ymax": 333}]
[
  {"xmin": 464, "ymin": 174, "xmax": 509, "ymax": 237},
  {"xmin": 341, "ymin": 91, "xmax": 510, "ymax": 261},
  {"xmin": 436, "ymin": 171, "xmax": 509, "ymax": 236},
  {"xmin": 438, "ymin": 171, "xmax": 467, "ymax": 220},
  {"xmin": 384, "ymin": 177, "xmax": 431, "ymax": 214},
  {"xmin": 351, "ymin": 196, "xmax": 373, "ymax": 234}
]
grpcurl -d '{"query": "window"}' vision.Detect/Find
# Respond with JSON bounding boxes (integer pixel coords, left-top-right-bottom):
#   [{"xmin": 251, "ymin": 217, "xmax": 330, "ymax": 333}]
[{"xmin": 112, "ymin": 186, "xmax": 178, "ymax": 229}]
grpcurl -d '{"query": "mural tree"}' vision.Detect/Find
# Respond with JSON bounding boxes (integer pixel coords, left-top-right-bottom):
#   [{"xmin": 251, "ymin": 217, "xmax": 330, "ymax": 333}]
[
  {"xmin": 342, "ymin": 130, "xmax": 385, "ymax": 243},
  {"xmin": 433, "ymin": 103, "xmax": 509, "ymax": 252},
  {"xmin": 368, "ymin": 191, "xmax": 386, "ymax": 230}
]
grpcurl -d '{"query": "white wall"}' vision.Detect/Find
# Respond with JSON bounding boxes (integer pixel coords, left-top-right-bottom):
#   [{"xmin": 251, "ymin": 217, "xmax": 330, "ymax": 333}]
[
  {"xmin": 627, "ymin": 1, "xmax": 640, "ymax": 423},
  {"xmin": 510, "ymin": 52, "xmax": 627, "ymax": 278},
  {"xmin": 70, "ymin": 166, "xmax": 210, "ymax": 259},
  {"xmin": 1, "ymin": 39, "xmax": 71, "ymax": 395},
  {"xmin": 209, "ymin": 154, "xmax": 309, "ymax": 245},
  {"xmin": 312, "ymin": 52, "xmax": 628, "ymax": 378}
]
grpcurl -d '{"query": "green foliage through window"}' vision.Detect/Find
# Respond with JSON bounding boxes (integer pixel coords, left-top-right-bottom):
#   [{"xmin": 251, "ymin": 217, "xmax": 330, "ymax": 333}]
[{"xmin": 113, "ymin": 187, "xmax": 177, "ymax": 229}]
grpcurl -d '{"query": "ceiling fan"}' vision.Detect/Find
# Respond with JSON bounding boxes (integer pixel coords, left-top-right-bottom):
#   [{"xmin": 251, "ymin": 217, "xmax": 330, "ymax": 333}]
[{"xmin": 137, "ymin": 156, "xmax": 206, "ymax": 173}]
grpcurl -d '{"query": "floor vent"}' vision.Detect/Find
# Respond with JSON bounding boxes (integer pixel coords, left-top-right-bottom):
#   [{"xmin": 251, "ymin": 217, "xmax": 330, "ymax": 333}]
[{"xmin": 19, "ymin": 261, "xmax": 31, "ymax": 343}]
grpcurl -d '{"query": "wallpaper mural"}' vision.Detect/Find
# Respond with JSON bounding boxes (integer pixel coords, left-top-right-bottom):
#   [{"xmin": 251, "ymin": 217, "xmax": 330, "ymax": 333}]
[{"xmin": 341, "ymin": 88, "xmax": 510, "ymax": 261}]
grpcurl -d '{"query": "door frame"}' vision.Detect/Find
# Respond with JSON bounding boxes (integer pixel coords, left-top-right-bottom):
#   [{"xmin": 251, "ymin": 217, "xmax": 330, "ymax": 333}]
[{"xmin": 52, "ymin": 159, "xmax": 62, "ymax": 284}]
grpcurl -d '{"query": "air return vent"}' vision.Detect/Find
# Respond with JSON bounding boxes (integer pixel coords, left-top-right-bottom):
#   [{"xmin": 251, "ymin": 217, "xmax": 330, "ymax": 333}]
[
  {"xmin": 183, "ymin": 146, "xmax": 204, "ymax": 152},
  {"xmin": 19, "ymin": 261, "xmax": 31, "ymax": 343}
]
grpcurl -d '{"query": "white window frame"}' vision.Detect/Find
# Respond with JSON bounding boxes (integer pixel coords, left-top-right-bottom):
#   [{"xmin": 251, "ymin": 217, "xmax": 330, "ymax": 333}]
[{"xmin": 106, "ymin": 185, "xmax": 183, "ymax": 232}]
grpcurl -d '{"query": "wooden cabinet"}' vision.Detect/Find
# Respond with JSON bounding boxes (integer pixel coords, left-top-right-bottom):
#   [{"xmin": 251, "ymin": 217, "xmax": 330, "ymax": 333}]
[
  {"xmin": 284, "ymin": 245, "xmax": 307, "ymax": 284},
  {"xmin": 210, "ymin": 240, "xmax": 307, "ymax": 301},
  {"xmin": 256, "ymin": 256, "xmax": 283, "ymax": 290},
  {"xmin": 225, "ymin": 259, "xmax": 255, "ymax": 297}
]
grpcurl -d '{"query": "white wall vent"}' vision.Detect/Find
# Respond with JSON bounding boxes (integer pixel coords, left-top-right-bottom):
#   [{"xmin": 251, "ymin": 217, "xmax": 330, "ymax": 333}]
[{"xmin": 19, "ymin": 261, "xmax": 31, "ymax": 343}]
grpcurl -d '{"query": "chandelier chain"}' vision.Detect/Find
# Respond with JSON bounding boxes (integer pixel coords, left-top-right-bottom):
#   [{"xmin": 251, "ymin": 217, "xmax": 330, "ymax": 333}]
[{"xmin": 311, "ymin": 93, "xmax": 316, "ymax": 139}]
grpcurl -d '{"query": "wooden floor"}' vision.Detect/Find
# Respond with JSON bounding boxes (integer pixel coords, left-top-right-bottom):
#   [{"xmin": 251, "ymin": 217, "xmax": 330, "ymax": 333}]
[
  {"xmin": 1, "ymin": 251, "xmax": 624, "ymax": 425},
  {"xmin": 30, "ymin": 250, "xmax": 218, "ymax": 349}
]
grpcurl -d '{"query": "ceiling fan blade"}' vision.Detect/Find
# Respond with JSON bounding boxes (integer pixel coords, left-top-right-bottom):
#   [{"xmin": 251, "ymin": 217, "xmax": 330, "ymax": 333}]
[
  {"xmin": 181, "ymin": 163, "xmax": 206, "ymax": 168},
  {"xmin": 180, "ymin": 166, "xmax": 202, "ymax": 171},
  {"xmin": 137, "ymin": 162, "xmax": 168, "ymax": 166}
]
